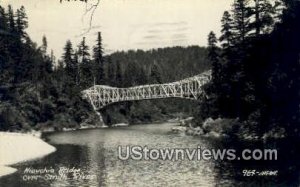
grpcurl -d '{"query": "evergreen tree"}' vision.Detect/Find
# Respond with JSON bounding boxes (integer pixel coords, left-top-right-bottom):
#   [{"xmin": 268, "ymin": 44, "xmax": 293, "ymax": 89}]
[
  {"xmin": 251, "ymin": 0, "xmax": 276, "ymax": 36},
  {"xmin": 207, "ymin": 31, "xmax": 221, "ymax": 117},
  {"xmin": 150, "ymin": 62, "xmax": 162, "ymax": 84},
  {"xmin": 78, "ymin": 37, "xmax": 92, "ymax": 88},
  {"xmin": 232, "ymin": 0, "xmax": 252, "ymax": 44},
  {"xmin": 124, "ymin": 60, "xmax": 139, "ymax": 86},
  {"xmin": 7, "ymin": 5, "xmax": 16, "ymax": 34},
  {"xmin": 73, "ymin": 50, "xmax": 80, "ymax": 85},
  {"xmin": 219, "ymin": 11, "xmax": 234, "ymax": 49},
  {"xmin": 78, "ymin": 37, "xmax": 90, "ymax": 63},
  {"xmin": 207, "ymin": 31, "xmax": 219, "ymax": 84},
  {"xmin": 0, "ymin": 6, "xmax": 8, "ymax": 34},
  {"xmin": 219, "ymin": 11, "xmax": 235, "ymax": 98},
  {"xmin": 0, "ymin": 4, "xmax": 107, "ymax": 131},
  {"xmin": 219, "ymin": 10, "xmax": 235, "ymax": 90},
  {"xmin": 16, "ymin": 6, "xmax": 28, "ymax": 40},
  {"xmin": 50, "ymin": 49, "xmax": 56, "ymax": 66},
  {"xmin": 62, "ymin": 40, "xmax": 75, "ymax": 79},
  {"xmin": 41, "ymin": 35, "xmax": 47, "ymax": 55},
  {"xmin": 57, "ymin": 60, "xmax": 64, "ymax": 70},
  {"xmin": 254, "ymin": 0, "xmax": 300, "ymax": 134},
  {"xmin": 93, "ymin": 32, "xmax": 104, "ymax": 84}
]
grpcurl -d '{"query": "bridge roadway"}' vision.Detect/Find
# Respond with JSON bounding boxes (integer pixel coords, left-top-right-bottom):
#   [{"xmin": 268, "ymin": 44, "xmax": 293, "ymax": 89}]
[{"xmin": 82, "ymin": 70, "xmax": 212, "ymax": 111}]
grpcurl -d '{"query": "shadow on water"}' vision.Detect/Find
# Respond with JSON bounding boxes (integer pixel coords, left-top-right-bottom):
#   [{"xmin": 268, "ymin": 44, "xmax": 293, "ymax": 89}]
[
  {"xmin": 211, "ymin": 137, "xmax": 300, "ymax": 187},
  {"xmin": 1, "ymin": 124, "xmax": 300, "ymax": 187}
]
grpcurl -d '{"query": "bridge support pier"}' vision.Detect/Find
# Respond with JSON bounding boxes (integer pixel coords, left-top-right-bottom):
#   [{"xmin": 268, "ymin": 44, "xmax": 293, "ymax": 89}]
[
  {"xmin": 82, "ymin": 70, "xmax": 212, "ymax": 123},
  {"xmin": 95, "ymin": 110, "xmax": 107, "ymax": 127}
]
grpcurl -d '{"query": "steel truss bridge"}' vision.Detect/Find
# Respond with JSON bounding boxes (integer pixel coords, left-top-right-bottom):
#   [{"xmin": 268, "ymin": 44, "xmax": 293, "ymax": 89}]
[{"xmin": 82, "ymin": 70, "xmax": 212, "ymax": 111}]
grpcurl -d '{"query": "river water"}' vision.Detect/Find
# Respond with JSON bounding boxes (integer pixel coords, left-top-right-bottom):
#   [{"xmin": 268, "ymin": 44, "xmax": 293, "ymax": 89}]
[{"xmin": 0, "ymin": 123, "xmax": 299, "ymax": 187}]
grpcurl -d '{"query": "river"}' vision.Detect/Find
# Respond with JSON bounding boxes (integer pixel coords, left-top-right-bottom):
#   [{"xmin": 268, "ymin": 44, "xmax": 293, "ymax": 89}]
[{"xmin": 0, "ymin": 123, "xmax": 299, "ymax": 187}]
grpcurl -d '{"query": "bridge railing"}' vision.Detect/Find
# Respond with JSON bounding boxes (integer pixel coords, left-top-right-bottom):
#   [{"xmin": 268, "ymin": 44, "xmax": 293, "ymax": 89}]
[{"xmin": 82, "ymin": 70, "xmax": 211, "ymax": 109}]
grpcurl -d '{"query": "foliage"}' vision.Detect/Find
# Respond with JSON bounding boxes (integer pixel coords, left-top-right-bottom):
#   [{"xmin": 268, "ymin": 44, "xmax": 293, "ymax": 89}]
[
  {"xmin": 0, "ymin": 5, "xmax": 210, "ymax": 131},
  {"xmin": 203, "ymin": 0, "xmax": 300, "ymax": 138},
  {"xmin": 0, "ymin": 5, "xmax": 98, "ymax": 131}
]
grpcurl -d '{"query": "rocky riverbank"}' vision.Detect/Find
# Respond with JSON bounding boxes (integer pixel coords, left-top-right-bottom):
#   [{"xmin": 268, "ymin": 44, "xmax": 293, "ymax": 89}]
[{"xmin": 172, "ymin": 117, "xmax": 286, "ymax": 141}]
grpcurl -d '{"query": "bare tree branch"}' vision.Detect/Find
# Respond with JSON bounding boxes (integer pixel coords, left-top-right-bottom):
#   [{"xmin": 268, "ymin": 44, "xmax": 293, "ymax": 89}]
[
  {"xmin": 83, "ymin": 0, "xmax": 100, "ymax": 32},
  {"xmin": 60, "ymin": 0, "xmax": 100, "ymax": 36}
]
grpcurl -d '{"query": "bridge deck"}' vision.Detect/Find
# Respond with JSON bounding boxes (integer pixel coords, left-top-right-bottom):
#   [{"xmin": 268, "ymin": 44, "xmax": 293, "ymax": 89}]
[{"xmin": 82, "ymin": 70, "xmax": 211, "ymax": 110}]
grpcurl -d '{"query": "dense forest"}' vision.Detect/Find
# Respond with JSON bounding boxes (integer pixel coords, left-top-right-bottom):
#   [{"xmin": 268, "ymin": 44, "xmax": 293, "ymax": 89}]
[
  {"xmin": 199, "ymin": 0, "xmax": 300, "ymax": 139},
  {"xmin": 103, "ymin": 46, "xmax": 210, "ymax": 124},
  {"xmin": 1, "ymin": 0, "xmax": 300, "ymax": 141},
  {"xmin": 0, "ymin": 4, "xmax": 210, "ymax": 131}
]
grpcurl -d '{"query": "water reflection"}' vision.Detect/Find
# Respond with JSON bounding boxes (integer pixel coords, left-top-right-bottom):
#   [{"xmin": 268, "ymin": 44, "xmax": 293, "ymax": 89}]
[{"xmin": 0, "ymin": 123, "xmax": 300, "ymax": 186}]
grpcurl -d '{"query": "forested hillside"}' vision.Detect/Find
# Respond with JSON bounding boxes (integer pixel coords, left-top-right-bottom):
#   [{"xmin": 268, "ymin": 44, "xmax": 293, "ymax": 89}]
[
  {"xmin": 0, "ymin": 4, "xmax": 210, "ymax": 131},
  {"xmin": 2, "ymin": 0, "xmax": 299, "ymax": 139},
  {"xmin": 200, "ymin": 0, "xmax": 300, "ymax": 139},
  {"xmin": 0, "ymin": 5, "xmax": 99, "ymax": 131},
  {"xmin": 102, "ymin": 46, "xmax": 210, "ymax": 124}
]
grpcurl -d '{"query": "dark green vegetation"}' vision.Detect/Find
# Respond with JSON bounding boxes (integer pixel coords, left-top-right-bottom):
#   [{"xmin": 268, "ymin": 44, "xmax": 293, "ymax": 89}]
[
  {"xmin": 102, "ymin": 46, "xmax": 210, "ymax": 124},
  {"xmin": 0, "ymin": 5, "xmax": 99, "ymax": 131},
  {"xmin": 200, "ymin": 0, "xmax": 300, "ymax": 139},
  {"xmin": 0, "ymin": 5, "xmax": 210, "ymax": 131},
  {"xmin": 1, "ymin": 0, "xmax": 299, "ymax": 139}
]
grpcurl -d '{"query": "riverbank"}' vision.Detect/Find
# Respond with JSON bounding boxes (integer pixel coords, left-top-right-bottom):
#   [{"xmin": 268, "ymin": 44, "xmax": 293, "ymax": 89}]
[
  {"xmin": 0, "ymin": 132, "xmax": 56, "ymax": 177},
  {"xmin": 172, "ymin": 117, "xmax": 286, "ymax": 141}
]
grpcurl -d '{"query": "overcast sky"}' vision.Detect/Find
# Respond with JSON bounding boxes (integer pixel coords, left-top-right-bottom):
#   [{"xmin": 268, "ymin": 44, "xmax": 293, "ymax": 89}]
[{"xmin": 2, "ymin": 0, "xmax": 232, "ymax": 58}]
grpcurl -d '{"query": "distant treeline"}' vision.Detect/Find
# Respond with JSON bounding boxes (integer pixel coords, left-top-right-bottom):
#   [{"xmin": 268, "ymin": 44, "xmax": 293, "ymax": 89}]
[
  {"xmin": 102, "ymin": 47, "xmax": 210, "ymax": 124},
  {"xmin": 0, "ymin": 5, "xmax": 210, "ymax": 130},
  {"xmin": 2, "ymin": 0, "xmax": 299, "ymax": 137}
]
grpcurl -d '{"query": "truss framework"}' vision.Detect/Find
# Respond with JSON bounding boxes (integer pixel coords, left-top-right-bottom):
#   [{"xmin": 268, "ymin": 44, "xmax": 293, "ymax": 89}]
[{"xmin": 82, "ymin": 70, "xmax": 211, "ymax": 110}]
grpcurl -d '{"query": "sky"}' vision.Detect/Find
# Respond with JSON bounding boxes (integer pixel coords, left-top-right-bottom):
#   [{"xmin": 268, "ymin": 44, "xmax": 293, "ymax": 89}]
[{"xmin": 2, "ymin": 0, "xmax": 232, "ymax": 58}]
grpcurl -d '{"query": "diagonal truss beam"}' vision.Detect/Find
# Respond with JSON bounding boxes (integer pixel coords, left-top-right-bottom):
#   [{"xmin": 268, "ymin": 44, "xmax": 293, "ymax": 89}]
[{"xmin": 82, "ymin": 70, "xmax": 212, "ymax": 110}]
